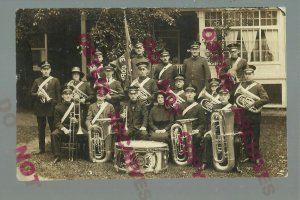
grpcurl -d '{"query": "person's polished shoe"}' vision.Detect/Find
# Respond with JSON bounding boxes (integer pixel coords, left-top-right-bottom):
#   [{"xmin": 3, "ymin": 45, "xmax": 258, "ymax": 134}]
[
  {"xmin": 34, "ymin": 150, "xmax": 45, "ymax": 155},
  {"xmin": 201, "ymin": 163, "xmax": 206, "ymax": 170},
  {"xmin": 53, "ymin": 156, "xmax": 61, "ymax": 164},
  {"xmin": 235, "ymin": 163, "xmax": 242, "ymax": 173}
]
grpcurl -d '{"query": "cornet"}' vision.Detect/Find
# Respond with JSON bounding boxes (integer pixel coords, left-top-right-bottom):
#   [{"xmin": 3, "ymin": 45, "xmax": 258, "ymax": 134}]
[
  {"xmin": 67, "ymin": 81, "xmax": 88, "ymax": 100},
  {"xmin": 37, "ymin": 88, "xmax": 52, "ymax": 103},
  {"xmin": 169, "ymin": 89, "xmax": 185, "ymax": 104}
]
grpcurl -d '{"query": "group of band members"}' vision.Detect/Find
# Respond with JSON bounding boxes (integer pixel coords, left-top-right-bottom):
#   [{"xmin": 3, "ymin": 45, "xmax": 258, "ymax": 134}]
[{"xmin": 31, "ymin": 40, "xmax": 270, "ymax": 172}]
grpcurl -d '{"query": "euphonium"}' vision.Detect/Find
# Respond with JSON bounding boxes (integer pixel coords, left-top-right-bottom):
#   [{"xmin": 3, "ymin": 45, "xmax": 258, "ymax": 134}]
[
  {"xmin": 170, "ymin": 118, "xmax": 197, "ymax": 165},
  {"xmin": 198, "ymin": 88, "xmax": 221, "ymax": 112},
  {"xmin": 88, "ymin": 119, "xmax": 113, "ymax": 163},
  {"xmin": 235, "ymin": 85, "xmax": 262, "ymax": 113},
  {"xmin": 204, "ymin": 109, "xmax": 235, "ymax": 172},
  {"xmin": 137, "ymin": 87, "xmax": 152, "ymax": 106}
]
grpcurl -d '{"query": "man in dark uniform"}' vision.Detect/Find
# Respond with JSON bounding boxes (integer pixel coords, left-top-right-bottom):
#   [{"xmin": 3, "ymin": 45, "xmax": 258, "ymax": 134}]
[
  {"xmin": 230, "ymin": 65, "xmax": 269, "ymax": 163},
  {"xmin": 131, "ymin": 42, "xmax": 151, "ymax": 80},
  {"xmin": 202, "ymin": 87, "xmax": 242, "ymax": 172},
  {"xmin": 177, "ymin": 84, "xmax": 207, "ymax": 160},
  {"xmin": 88, "ymin": 49, "xmax": 104, "ymax": 87},
  {"xmin": 130, "ymin": 61, "xmax": 158, "ymax": 108},
  {"xmin": 153, "ymin": 50, "xmax": 177, "ymax": 88},
  {"xmin": 171, "ymin": 74, "xmax": 186, "ymax": 104},
  {"xmin": 182, "ymin": 41, "xmax": 211, "ymax": 94},
  {"xmin": 219, "ymin": 43, "xmax": 248, "ymax": 84},
  {"xmin": 51, "ymin": 85, "xmax": 88, "ymax": 163},
  {"xmin": 31, "ymin": 61, "xmax": 61, "ymax": 154},
  {"xmin": 67, "ymin": 66, "xmax": 95, "ymax": 128},
  {"xmin": 95, "ymin": 63, "xmax": 125, "ymax": 113},
  {"xmin": 148, "ymin": 91, "xmax": 175, "ymax": 145},
  {"xmin": 120, "ymin": 86, "xmax": 148, "ymax": 140}
]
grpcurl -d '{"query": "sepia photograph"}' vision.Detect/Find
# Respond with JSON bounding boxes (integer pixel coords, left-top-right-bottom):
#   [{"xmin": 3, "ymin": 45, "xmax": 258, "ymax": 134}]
[{"xmin": 16, "ymin": 7, "xmax": 287, "ymax": 181}]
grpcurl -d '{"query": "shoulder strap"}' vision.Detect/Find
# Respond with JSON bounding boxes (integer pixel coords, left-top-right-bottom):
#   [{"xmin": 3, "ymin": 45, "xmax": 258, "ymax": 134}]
[
  {"xmin": 39, "ymin": 76, "xmax": 53, "ymax": 89},
  {"xmin": 74, "ymin": 81, "xmax": 84, "ymax": 89},
  {"xmin": 182, "ymin": 102, "xmax": 198, "ymax": 116},
  {"xmin": 245, "ymin": 82, "xmax": 257, "ymax": 91},
  {"xmin": 222, "ymin": 103, "xmax": 232, "ymax": 110},
  {"xmin": 177, "ymin": 90, "xmax": 184, "ymax": 96},
  {"xmin": 61, "ymin": 102, "xmax": 75, "ymax": 123},
  {"xmin": 91, "ymin": 102, "xmax": 109, "ymax": 124},
  {"xmin": 158, "ymin": 63, "xmax": 172, "ymax": 79}
]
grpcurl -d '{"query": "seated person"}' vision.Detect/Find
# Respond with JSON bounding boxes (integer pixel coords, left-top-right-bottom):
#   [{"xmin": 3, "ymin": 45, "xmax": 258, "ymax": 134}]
[
  {"xmin": 148, "ymin": 91, "xmax": 175, "ymax": 145},
  {"xmin": 177, "ymin": 84, "xmax": 207, "ymax": 161},
  {"xmin": 85, "ymin": 87, "xmax": 115, "ymax": 161},
  {"xmin": 202, "ymin": 87, "xmax": 242, "ymax": 172},
  {"xmin": 52, "ymin": 85, "xmax": 88, "ymax": 164},
  {"xmin": 120, "ymin": 86, "xmax": 148, "ymax": 140}
]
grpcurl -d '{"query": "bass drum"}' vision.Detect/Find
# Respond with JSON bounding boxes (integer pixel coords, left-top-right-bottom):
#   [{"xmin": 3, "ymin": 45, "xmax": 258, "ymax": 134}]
[{"xmin": 114, "ymin": 140, "xmax": 169, "ymax": 174}]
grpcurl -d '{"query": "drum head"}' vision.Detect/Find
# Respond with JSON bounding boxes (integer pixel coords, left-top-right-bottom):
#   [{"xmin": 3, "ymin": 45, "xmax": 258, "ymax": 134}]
[{"xmin": 115, "ymin": 140, "xmax": 168, "ymax": 149}]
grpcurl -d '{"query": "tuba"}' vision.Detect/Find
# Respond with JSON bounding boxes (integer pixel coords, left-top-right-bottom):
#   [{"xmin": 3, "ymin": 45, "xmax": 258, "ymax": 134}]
[
  {"xmin": 198, "ymin": 88, "xmax": 221, "ymax": 112},
  {"xmin": 137, "ymin": 86, "xmax": 152, "ymax": 106},
  {"xmin": 170, "ymin": 118, "xmax": 197, "ymax": 165},
  {"xmin": 235, "ymin": 85, "xmax": 262, "ymax": 113},
  {"xmin": 204, "ymin": 109, "xmax": 236, "ymax": 172},
  {"xmin": 88, "ymin": 118, "xmax": 116, "ymax": 163}
]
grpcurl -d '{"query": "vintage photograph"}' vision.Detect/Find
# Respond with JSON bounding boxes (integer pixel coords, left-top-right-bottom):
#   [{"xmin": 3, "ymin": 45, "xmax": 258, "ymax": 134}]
[{"xmin": 16, "ymin": 7, "xmax": 287, "ymax": 180}]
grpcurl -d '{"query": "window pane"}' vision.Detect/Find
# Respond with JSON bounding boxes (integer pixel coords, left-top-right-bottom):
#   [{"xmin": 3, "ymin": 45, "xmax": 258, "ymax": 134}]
[
  {"xmin": 261, "ymin": 30, "xmax": 278, "ymax": 61},
  {"xmin": 272, "ymin": 19, "xmax": 277, "ymax": 25},
  {"xmin": 272, "ymin": 11, "xmax": 277, "ymax": 18},
  {"xmin": 261, "ymin": 19, "xmax": 266, "ymax": 26},
  {"xmin": 254, "ymin": 19, "xmax": 259, "ymax": 26},
  {"xmin": 261, "ymin": 11, "xmax": 266, "ymax": 18}
]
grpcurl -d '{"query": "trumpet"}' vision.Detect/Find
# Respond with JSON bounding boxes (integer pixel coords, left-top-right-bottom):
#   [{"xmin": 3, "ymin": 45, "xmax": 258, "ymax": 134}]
[
  {"xmin": 137, "ymin": 86, "xmax": 152, "ymax": 106},
  {"xmin": 198, "ymin": 88, "xmax": 221, "ymax": 112},
  {"xmin": 235, "ymin": 85, "xmax": 262, "ymax": 113},
  {"xmin": 38, "ymin": 88, "xmax": 52, "ymax": 103},
  {"xmin": 67, "ymin": 81, "xmax": 88, "ymax": 100},
  {"xmin": 68, "ymin": 101, "xmax": 84, "ymax": 161}
]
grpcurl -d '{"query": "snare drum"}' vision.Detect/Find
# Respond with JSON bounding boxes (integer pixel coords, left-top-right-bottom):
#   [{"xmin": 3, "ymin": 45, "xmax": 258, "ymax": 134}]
[{"xmin": 114, "ymin": 140, "xmax": 169, "ymax": 174}]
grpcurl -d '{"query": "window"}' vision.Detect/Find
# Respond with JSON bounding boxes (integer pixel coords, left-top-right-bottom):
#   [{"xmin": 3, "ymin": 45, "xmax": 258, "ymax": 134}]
[
  {"xmin": 204, "ymin": 9, "xmax": 279, "ymax": 62},
  {"xmin": 29, "ymin": 34, "xmax": 47, "ymax": 71}
]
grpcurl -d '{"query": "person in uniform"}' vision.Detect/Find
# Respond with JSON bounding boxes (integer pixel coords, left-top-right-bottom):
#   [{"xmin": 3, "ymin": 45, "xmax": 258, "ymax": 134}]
[
  {"xmin": 131, "ymin": 42, "xmax": 151, "ymax": 80},
  {"xmin": 67, "ymin": 66, "xmax": 95, "ymax": 128},
  {"xmin": 171, "ymin": 74, "xmax": 186, "ymax": 104},
  {"xmin": 148, "ymin": 91, "xmax": 175, "ymax": 145},
  {"xmin": 120, "ymin": 86, "xmax": 148, "ymax": 140},
  {"xmin": 51, "ymin": 85, "xmax": 88, "ymax": 163},
  {"xmin": 153, "ymin": 50, "xmax": 177, "ymax": 87},
  {"xmin": 201, "ymin": 87, "xmax": 242, "ymax": 172},
  {"xmin": 85, "ymin": 87, "xmax": 116, "ymax": 159},
  {"xmin": 31, "ymin": 61, "xmax": 61, "ymax": 154},
  {"xmin": 230, "ymin": 65, "xmax": 269, "ymax": 163},
  {"xmin": 182, "ymin": 41, "xmax": 211, "ymax": 94},
  {"xmin": 95, "ymin": 63, "xmax": 125, "ymax": 113},
  {"xmin": 177, "ymin": 84, "xmax": 207, "ymax": 160},
  {"xmin": 88, "ymin": 50, "xmax": 105, "ymax": 88},
  {"xmin": 219, "ymin": 43, "xmax": 248, "ymax": 85},
  {"xmin": 130, "ymin": 61, "xmax": 158, "ymax": 108}
]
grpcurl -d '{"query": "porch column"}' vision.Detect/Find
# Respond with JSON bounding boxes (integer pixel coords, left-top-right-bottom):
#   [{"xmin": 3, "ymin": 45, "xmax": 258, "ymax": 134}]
[{"xmin": 80, "ymin": 11, "xmax": 87, "ymax": 81}]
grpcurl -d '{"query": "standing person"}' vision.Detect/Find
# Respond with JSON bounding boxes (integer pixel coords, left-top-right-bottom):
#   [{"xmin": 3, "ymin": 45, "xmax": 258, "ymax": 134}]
[
  {"xmin": 130, "ymin": 61, "xmax": 158, "ymax": 108},
  {"xmin": 120, "ymin": 86, "xmax": 149, "ymax": 140},
  {"xmin": 51, "ymin": 85, "xmax": 88, "ymax": 163},
  {"xmin": 231, "ymin": 65, "xmax": 269, "ymax": 163},
  {"xmin": 31, "ymin": 61, "xmax": 61, "ymax": 154},
  {"xmin": 88, "ymin": 49, "xmax": 105, "ymax": 88},
  {"xmin": 95, "ymin": 63, "xmax": 124, "ymax": 113},
  {"xmin": 153, "ymin": 50, "xmax": 177, "ymax": 87},
  {"xmin": 131, "ymin": 42, "xmax": 151, "ymax": 80},
  {"xmin": 67, "ymin": 66, "xmax": 95, "ymax": 128},
  {"xmin": 182, "ymin": 41, "xmax": 211, "ymax": 94},
  {"xmin": 219, "ymin": 43, "xmax": 247, "ymax": 84}
]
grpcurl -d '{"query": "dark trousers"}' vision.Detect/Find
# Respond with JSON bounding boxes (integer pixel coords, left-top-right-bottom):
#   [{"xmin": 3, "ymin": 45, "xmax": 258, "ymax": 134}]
[
  {"xmin": 36, "ymin": 116, "xmax": 54, "ymax": 152},
  {"xmin": 202, "ymin": 134, "xmax": 241, "ymax": 167},
  {"xmin": 241, "ymin": 122, "xmax": 261, "ymax": 161},
  {"xmin": 127, "ymin": 128, "xmax": 149, "ymax": 140},
  {"xmin": 192, "ymin": 132, "xmax": 204, "ymax": 161},
  {"xmin": 52, "ymin": 129, "xmax": 88, "ymax": 158}
]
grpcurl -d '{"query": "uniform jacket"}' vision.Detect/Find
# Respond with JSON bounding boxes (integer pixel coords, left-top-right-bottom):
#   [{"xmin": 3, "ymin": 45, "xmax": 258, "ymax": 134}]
[
  {"xmin": 177, "ymin": 101, "xmax": 207, "ymax": 133},
  {"xmin": 67, "ymin": 80, "xmax": 95, "ymax": 104},
  {"xmin": 85, "ymin": 101, "xmax": 115, "ymax": 128},
  {"xmin": 105, "ymin": 78, "xmax": 125, "ymax": 104},
  {"xmin": 131, "ymin": 76, "xmax": 158, "ymax": 105},
  {"xmin": 53, "ymin": 101, "xmax": 77, "ymax": 130},
  {"xmin": 31, "ymin": 76, "xmax": 61, "ymax": 116},
  {"xmin": 182, "ymin": 56, "xmax": 211, "ymax": 93},
  {"xmin": 230, "ymin": 81, "xmax": 270, "ymax": 122},
  {"xmin": 121, "ymin": 101, "xmax": 148, "ymax": 130},
  {"xmin": 148, "ymin": 105, "xmax": 175, "ymax": 131},
  {"xmin": 153, "ymin": 63, "xmax": 177, "ymax": 87},
  {"xmin": 131, "ymin": 55, "xmax": 152, "ymax": 80},
  {"xmin": 220, "ymin": 57, "xmax": 247, "ymax": 81}
]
